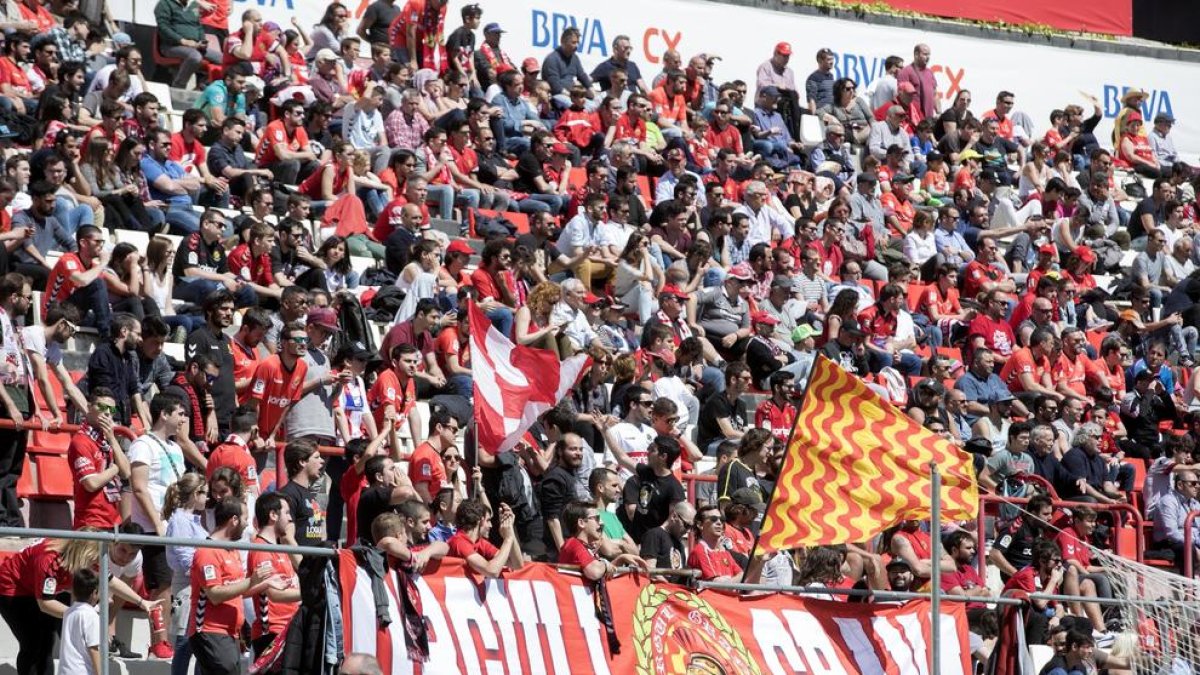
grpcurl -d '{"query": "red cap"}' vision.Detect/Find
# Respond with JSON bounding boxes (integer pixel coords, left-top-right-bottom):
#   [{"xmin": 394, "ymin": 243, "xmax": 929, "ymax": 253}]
[
  {"xmin": 1038, "ymin": 243, "xmax": 1056, "ymax": 256},
  {"xmin": 1073, "ymin": 246, "xmax": 1097, "ymax": 264},
  {"xmin": 495, "ymin": 63, "xmax": 515, "ymax": 75},
  {"xmin": 661, "ymin": 285, "xmax": 689, "ymax": 300},
  {"xmin": 1127, "ymin": 111, "xmax": 1144, "ymax": 123},
  {"xmin": 727, "ymin": 263, "xmax": 755, "ymax": 281},
  {"xmin": 446, "ymin": 240, "xmax": 474, "ymax": 256},
  {"xmin": 898, "ymin": 81, "xmax": 917, "ymax": 94},
  {"xmin": 521, "ymin": 57, "xmax": 540, "ymax": 73},
  {"xmin": 306, "ymin": 307, "xmax": 341, "ymax": 332},
  {"xmin": 551, "ymin": 142, "xmax": 571, "ymax": 155},
  {"xmin": 751, "ymin": 311, "xmax": 780, "ymax": 326},
  {"xmin": 774, "ymin": 42, "xmax": 792, "ymax": 55},
  {"xmin": 584, "ymin": 291, "xmax": 602, "ymax": 304}
]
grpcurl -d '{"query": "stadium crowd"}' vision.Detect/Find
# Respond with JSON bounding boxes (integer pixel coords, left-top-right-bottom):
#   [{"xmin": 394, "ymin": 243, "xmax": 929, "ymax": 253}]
[{"xmin": 0, "ymin": 0, "xmax": 1195, "ymax": 672}]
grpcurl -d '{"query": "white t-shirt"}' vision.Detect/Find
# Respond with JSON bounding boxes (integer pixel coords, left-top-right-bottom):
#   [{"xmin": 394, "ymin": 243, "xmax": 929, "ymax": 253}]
[
  {"xmin": 20, "ymin": 325, "xmax": 62, "ymax": 368},
  {"xmin": 59, "ymin": 602, "xmax": 100, "ymax": 675},
  {"xmin": 609, "ymin": 421, "xmax": 656, "ymax": 481},
  {"xmin": 110, "ymin": 550, "xmax": 143, "ymax": 580},
  {"xmin": 127, "ymin": 433, "xmax": 186, "ymax": 532}
]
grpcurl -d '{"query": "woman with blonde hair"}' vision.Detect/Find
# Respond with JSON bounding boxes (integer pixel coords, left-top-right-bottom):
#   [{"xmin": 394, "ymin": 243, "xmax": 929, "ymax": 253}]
[
  {"xmin": 144, "ymin": 236, "xmax": 203, "ymax": 337},
  {"xmin": 163, "ymin": 472, "xmax": 209, "ymax": 674},
  {"xmin": 614, "ymin": 231, "xmax": 663, "ymax": 324},
  {"xmin": 0, "ymin": 535, "xmax": 146, "ymax": 675},
  {"xmin": 514, "ymin": 281, "xmax": 566, "ymax": 351}
]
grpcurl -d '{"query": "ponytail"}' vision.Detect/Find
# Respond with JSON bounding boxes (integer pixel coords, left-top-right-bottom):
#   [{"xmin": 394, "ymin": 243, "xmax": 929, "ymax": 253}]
[{"xmin": 162, "ymin": 473, "xmax": 206, "ymax": 522}]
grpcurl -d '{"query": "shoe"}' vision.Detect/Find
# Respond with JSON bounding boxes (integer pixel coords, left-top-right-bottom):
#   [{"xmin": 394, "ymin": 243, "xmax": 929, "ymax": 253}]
[
  {"xmin": 171, "ymin": 326, "xmax": 188, "ymax": 343},
  {"xmin": 1092, "ymin": 630, "xmax": 1115, "ymax": 648},
  {"xmin": 109, "ymin": 637, "xmax": 142, "ymax": 659},
  {"xmin": 148, "ymin": 641, "xmax": 174, "ymax": 659}
]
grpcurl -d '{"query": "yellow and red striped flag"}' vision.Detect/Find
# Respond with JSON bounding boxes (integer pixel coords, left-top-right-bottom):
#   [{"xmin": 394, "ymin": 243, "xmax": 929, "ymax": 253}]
[{"xmin": 757, "ymin": 355, "xmax": 980, "ymax": 552}]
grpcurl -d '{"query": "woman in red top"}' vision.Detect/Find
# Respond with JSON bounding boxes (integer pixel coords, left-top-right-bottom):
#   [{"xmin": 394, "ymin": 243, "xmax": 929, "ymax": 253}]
[
  {"xmin": 300, "ymin": 140, "xmax": 354, "ymax": 200},
  {"xmin": 0, "ymin": 537, "xmax": 143, "ymax": 675},
  {"xmin": 1117, "ymin": 113, "xmax": 1161, "ymax": 178}
]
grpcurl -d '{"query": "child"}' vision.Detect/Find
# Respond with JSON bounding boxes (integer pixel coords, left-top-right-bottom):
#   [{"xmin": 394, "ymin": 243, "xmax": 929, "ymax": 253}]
[
  {"xmin": 60, "ymin": 568, "xmax": 102, "ymax": 675},
  {"xmin": 921, "ymin": 151, "xmax": 949, "ymax": 202}
]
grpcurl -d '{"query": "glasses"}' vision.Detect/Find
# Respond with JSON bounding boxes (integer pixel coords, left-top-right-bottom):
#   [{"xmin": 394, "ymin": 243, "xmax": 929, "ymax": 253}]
[
  {"xmin": 205, "ymin": 373, "xmax": 219, "ymax": 385},
  {"xmin": 196, "ymin": 488, "xmax": 208, "ymax": 495},
  {"xmin": 702, "ymin": 516, "xmax": 724, "ymax": 524},
  {"xmin": 443, "ymin": 455, "xmax": 461, "ymax": 462},
  {"xmin": 95, "ymin": 403, "xmax": 118, "ymax": 415},
  {"xmin": 289, "ymin": 335, "xmax": 309, "ymax": 344},
  {"xmin": 634, "ymin": 400, "xmax": 653, "ymax": 407}
]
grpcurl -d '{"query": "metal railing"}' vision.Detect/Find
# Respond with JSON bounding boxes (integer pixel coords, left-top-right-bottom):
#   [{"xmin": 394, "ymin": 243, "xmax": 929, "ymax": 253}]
[
  {"xmin": 0, "ymin": 525, "xmax": 334, "ymax": 675},
  {"xmin": 1183, "ymin": 509, "xmax": 1200, "ymax": 578}
]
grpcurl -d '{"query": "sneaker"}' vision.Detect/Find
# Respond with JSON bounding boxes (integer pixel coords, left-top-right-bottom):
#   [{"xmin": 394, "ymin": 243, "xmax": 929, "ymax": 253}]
[
  {"xmin": 148, "ymin": 641, "xmax": 174, "ymax": 659},
  {"xmin": 1092, "ymin": 630, "xmax": 1115, "ymax": 648},
  {"xmin": 171, "ymin": 326, "xmax": 188, "ymax": 344},
  {"xmin": 109, "ymin": 637, "xmax": 142, "ymax": 659}
]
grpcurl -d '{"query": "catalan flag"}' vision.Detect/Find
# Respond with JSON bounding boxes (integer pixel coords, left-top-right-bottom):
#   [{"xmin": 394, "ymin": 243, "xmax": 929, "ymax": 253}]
[{"xmin": 757, "ymin": 355, "xmax": 979, "ymax": 552}]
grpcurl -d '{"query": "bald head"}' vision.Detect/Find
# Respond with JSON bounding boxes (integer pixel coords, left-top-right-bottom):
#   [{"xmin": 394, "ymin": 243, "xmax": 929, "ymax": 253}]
[{"xmin": 341, "ymin": 654, "xmax": 383, "ymax": 675}]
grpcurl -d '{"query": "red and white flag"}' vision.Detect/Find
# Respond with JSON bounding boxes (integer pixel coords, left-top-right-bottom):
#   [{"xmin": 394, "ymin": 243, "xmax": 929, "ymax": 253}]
[{"xmin": 470, "ymin": 301, "xmax": 590, "ymax": 454}]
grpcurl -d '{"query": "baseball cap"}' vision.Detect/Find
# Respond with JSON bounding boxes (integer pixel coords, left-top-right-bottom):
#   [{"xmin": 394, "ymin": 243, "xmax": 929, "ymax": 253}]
[
  {"xmin": 886, "ymin": 557, "xmax": 913, "ymax": 571},
  {"xmin": 856, "ymin": 172, "xmax": 878, "ymax": 184},
  {"xmin": 661, "ymin": 285, "xmax": 689, "ymax": 301},
  {"xmin": 727, "ymin": 263, "xmax": 755, "ymax": 281},
  {"xmin": 1119, "ymin": 309, "xmax": 1141, "ymax": 323},
  {"xmin": 335, "ymin": 340, "xmax": 376, "ymax": 363},
  {"xmin": 731, "ymin": 488, "xmax": 766, "ymax": 510},
  {"xmin": 751, "ymin": 311, "xmax": 780, "ymax": 326},
  {"xmin": 926, "ymin": 150, "xmax": 944, "ymax": 163},
  {"xmin": 958, "ymin": 149, "xmax": 983, "ymax": 161},
  {"xmin": 898, "ymin": 81, "xmax": 917, "ymax": 94},
  {"xmin": 892, "ymin": 173, "xmax": 915, "ymax": 184},
  {"xmin": 1126, "ymin": 111, "xmax": 1144, "ymax": 123},
  {"xmin": 1038, "ymin": 243, "xmax": 1057, "ymax": 256},
  {"xmin": 774, "ymin": 42, "xmax": 792, "ymax": 55},
  {"xmin": 1073, "ymin": 246, "xmax": 1097, "ymax": 264},
  {"xmin": 483, "ymin": 22, "xmax": 505, "ymax": 33},
  {"xmin": 583, "ymin": 291, "xmax": 602, "ymax": 305},
  {"xmin": 995, "ymin": 391, "xmax": 1016, "ymax": 404},
  {"xmin": 978, "ymin": 169, "xmax": 1000, "ymax": 183},
  {"xmin": 551, "ymin": 142, "xmax": 571, "ymax": 155},
  {"xmin": 446, "ymin": 239, "xmax": 474, "ymax": 256},
  {"xmin": 646, "ymin": 347, "xmax": 677, "ymax": 366},
  {"xmin": 521, "ymin": 57, "xmax": 540, "ymax": 73},
  {"xmin": 306, "ymin": 307, "xmax": 341, "ymax": 332},
  {"xmin": 840, "ymin": 319, "xmax": 865, "ymax": 337},
  {"xmin": 791, "ymin": 324, "xmax": 816, "ymax": 342},
  {"xmin": 771, "ymin": 276, "xmax": 794, "ymax": 291},
  {"xmin": 1155, "ymin": 113, "xmax": 1175, "ymax": 124},
  {"xmin": 315, "ymin": 48, "xmax": 339, "ymax": 63},
  {"xmin": 760, "ymin": 85, "xmax": 782, "ymax": 98}
]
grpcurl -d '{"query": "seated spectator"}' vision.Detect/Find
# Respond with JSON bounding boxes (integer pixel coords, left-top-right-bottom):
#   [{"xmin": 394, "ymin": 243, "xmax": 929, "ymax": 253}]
[
  {"xmin": 1145, "ymin": 433, "xmax": 1200, "ymax": 519},
  {"xmin": 1001, "ymin": 540, "xmax": 1065, "ymax": 644},
  {"xmin": 153, "ymin": 0, "xmax": 221, "ymax": 90},
  {"xmin": 142, "ymin": 129, "xmax": 203, "ymax": 235},
  {"xmin": 227, "ymin": 222, "xmax": 283, "ymax": 303},
  {"xmin": 990, "ymin": 494, "xmax": 1055, "ymax": 581},
  {"xmin": 697, "ymin": 362, "xmax": 751, "ymax": 454},
  {"xmin": 940, "ymin": 531, "xmax": 992, "ymax": 608},
  {"xmin": 255, "ymin": 99, "xmax": 320, "ymax": 187},
  {"xmin": 1060, "ymin": 422, "xmax": 1130, "ymax": 504},
  {"xmin": 1055, "ymin": 506, "xmax": 1114, "ymax": 639},
  {"xmin": 1120, "ymin": 366, "xmax": 1177, "ymax": 459},
  {"xmin": 688, "ymin": 503, "xmax": 742, "ymax": 582}
]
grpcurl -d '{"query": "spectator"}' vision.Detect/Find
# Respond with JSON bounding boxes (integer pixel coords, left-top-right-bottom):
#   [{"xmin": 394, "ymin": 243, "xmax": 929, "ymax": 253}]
[
  {"xmin": 541, "ymin": 27, "xmax": 593, "ymax": 109},
  {"xmin": 446, "ymin": 500, "xmax": 525, "ymax": 577},
  {"xmin": 153, "ymin": 0, "xmax": 220, "ymax": 90},
  {"xmin": 246, "ymin": 493, "xmax": 301, "ymax": 656},
  {"xmin": 697, "ymin": 362, "xmax": 751, "ymax": 453},
  {"xmin": 941, "ymin": 531, "xmax": 992, "ymax": 606},
  {"xmin": 897, "ymin": 44, "xmax": 937, "ymax": 123},
  {"xmin": 1152, "ymin": 470, "xmax": 1200, "ymax": 573},
  {"xmin": 689, "ymin": 503, "xmax": 742, "ymax": 582},
  {"xmin": 619, "ymin": 434, "xmax": 686, "ymax": 540},
  {"xmin": 256, "ymin": 99, "xmax": 319, "ymax": 186}
]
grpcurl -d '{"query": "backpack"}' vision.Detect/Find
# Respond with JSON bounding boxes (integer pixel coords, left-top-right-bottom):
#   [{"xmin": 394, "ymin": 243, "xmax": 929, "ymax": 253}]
[
  {"xmin": 472, "ymin": 209, "xmax": 517, "ymax": 239},
  {"xmin": 0, "ymin": 108, "xmax": 38, "ymax": 146},
  {"xmin": 330, "ymin": 293, "xmax": 376, "ymax": 357},
  {"xmin": 367, "ymin": 286, "xmax": 406, "ymax": 323}
]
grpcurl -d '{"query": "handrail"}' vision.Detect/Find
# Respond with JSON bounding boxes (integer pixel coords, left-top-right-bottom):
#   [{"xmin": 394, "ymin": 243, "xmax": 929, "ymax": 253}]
[
  {"xmin": 0, "ymin": 526, "xmax": 337, "ymax": 557},
  {"xmin": 976, "ymin": 494, "xmax": 1145, "ymax": 577},
  {"xmin": 1184, "ymin": 509, "xmax": 1200, "ymax": 578},
  {"xmin": 0, "ymin": 417, "xmax": 138, "ymax": 440}
]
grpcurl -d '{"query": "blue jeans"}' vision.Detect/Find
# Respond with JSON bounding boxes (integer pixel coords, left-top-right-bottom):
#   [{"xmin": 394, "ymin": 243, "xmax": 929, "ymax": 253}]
[
  {"xmin": 171, "ymin": 632, "xmax": 192, "ymax": 675},
  {"xmin": 447, "ymin": 374, "xmax": 473, "ymax": 399},
  {"xmin": 66, "ymin": 278, "xmax": 111, "ymax": 335},
  {"xmin": 486, "ymin": 306, "xmax": 513, "ymax": 338},
  {"xmin": 54, "ymin": 197, "xmax": 93, "ymax": 236},
  {"xmin": 163, "ymin": 313, "xmax": 203, "ymax": 336},
  {"xmin": 426, "ymin": 184, "xmax": 455, "ymax": 220},
  {"xmin": 175, "ymin": 278, "xmax": 258, "ymax": 307},
  {"xmin": 519, "ymin": 193, "xmax": 566, "ymax": 215},
  {"xmin": 356, "ymin": 187, "xmax": 387, "ymax": 221},
  {"xmin": 165, "ymin": 202, "xmax": 201, "ymax": 235},
  {"xmin": 457, "ymin": 188, "xmax": 480, "ymax": 213},
  {"xmin": 868, "ymin": 348, "xmax": 923, "ymax": 377}
]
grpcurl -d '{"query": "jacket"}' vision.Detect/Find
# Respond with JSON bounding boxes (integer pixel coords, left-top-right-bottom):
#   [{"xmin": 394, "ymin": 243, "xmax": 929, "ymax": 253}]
[{"xmin": 153, "ymin": 0, "xmax": 204, "ymax": 47}]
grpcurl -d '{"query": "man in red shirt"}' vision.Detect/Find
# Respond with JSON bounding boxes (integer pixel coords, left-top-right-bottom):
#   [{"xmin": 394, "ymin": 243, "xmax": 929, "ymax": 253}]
[
  {"xmin": 1002, "ymin": 540, "xmax": 1064, "ymax": 634},
  {"xmin": 228, "ymin": 222, "xmax": 282, "ymax": 302},
  {"xmin": 754, "ymin": 371, "xmax": 797, "ymax": 445},
  {"xmin": 0, "ymin": 33, "xmax": 35, "ymax": 114},
  {"xmin": 880, "ymin": 174, "xmax": 916, "ymax": 236},
  {"xmin": 170, "ymin": 109, "xmax": 229, "ymax": 206},
  {"xmin": 408, "ymin": 408, "xmax": 457, "ymax": 502},
  {"xmin": 859, "ymin": 283, "xmax": 922, "ymax": 376},
  {"xmin": 939, "ymin": 531, "xmax": 992, "ymax": 610},
  {"xmin": 1055, "ymin": 327, "xmax": 1093, "ymax": 403},
  {"xmin": 250, "ymin": 321, "xmax": 310, "ymax": 443},
  {"xmin": 247, "ymin": 492, "xmax": 301, "ymax": 656},
  {"xmin": 44, "ymin": 224, "xmax": 112, "ymax": 334},
  {"xmin": 470, "ymin": 239, "xmax": 517, "ymax": 336},
  {"xmin": 557, "ymin": 500, "xmax": 647, "ymax": 579},
  {"xmin": 83, "ymin": 101, "xmax": 127, "ymax": 154},
  {"xmin": 968, "ymin": 289, "xmax": 1017, "ymax": 366},
  {"xmin": 206, "ymin": 407, "xmax": 262, "ymax": 494},
  {"xmin": 999, "ymin": 327, "xmax": 1061, "ymax": 402},
  {"xmin": 231, "ymin": 307, "xmax": 270, "ymax": 405},
  {"xmin": 188, "ymin": 498, "xmax": 285, "ymax": 673},
  {"xmin": 688, "ymin": 504, "xmax": 742, "ymax": 581},
  {"xmin": 446, "ymin": 499, "xmax": 524, "ymax": 577},
  {"xmin": 1054, "ymin": 506, "xmax": 1112, "ymax": 636},
  {"xmin": 962, "ymin": 236, "xmax": 1017, "ymax": 300},
  {"xmin": 368, "ymin": 344, "xmax": 421, "ymax": 447},
  {"xmin": 69, "ymin": 387, "xmax": 131, "ymax": 529},
  {"xmin": 648, "ymin": 70, "xmax": 690, "ymax": 138},
  {"xmin": 255, "ymin": 98, "xmax": 319, "ymax": 185}
]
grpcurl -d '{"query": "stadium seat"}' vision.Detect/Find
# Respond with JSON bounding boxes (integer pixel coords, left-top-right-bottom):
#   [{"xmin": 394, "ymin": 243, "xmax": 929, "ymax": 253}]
[
  {"xmin": 16, "ymin": 454, "xmax": 32, "ymax": 499},
  {"xmin": 32, "ymin": 455, "xmax": 73, "ymax": 501},
  {"xmin": 28, "ymin": 429, "xmax": 69, "ymax": 455},
  {"xmin": 906, "ymin": 283, "xmax": 928, "ymax": 312}
]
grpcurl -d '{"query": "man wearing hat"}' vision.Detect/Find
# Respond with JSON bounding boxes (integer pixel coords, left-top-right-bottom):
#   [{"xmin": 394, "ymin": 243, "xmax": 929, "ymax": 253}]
[
  {"xmin": 285, "ymin": 307, "xmax": 353, "ymax": 473},
  {"xmin": 691, "ymin": 262, "xmax": 754, "ymax": 354},
  {"xmin": 819, "ymin": 317, "xmax": 870, "ymax": 376},
  {"xmin": 475, "ymin": 22, "xmax": 515, "ymax": 90},
  {"xmin": 745, "ymin": 310, "xmax": 795, "ymax": 385},
  {"xmin": 868, "ymin": 105, "xmax": 911, "ymax": 162},
  {"xmin": 881, "ymin": 172, "xmax": 917, "ymax": 234},
  {"xmin": 755, "ymin": 42, "xmax": 796, "ymax": 98},
  {"xmin": 886, "ymin": 557, "xmax": 916, "ymax": 593},
  {"xmin": 1150, "ymin": 112, "xmax": 1178, "ymax": 172}
]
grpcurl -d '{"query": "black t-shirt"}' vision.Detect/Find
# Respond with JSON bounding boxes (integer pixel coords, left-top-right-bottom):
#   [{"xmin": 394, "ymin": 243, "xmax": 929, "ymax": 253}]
[
  {"xmin": 640, "ymin": 526, "xmax": 686, "ymax": 569},
  {"xmin": 1129, "ymin": 197, "xmax": 1164, "ymax": 241},
  {"xmin": 279, "ymin": 480, "xmax": 325, "ymax": 546},
  {"xmin": 514, "ymin": 233, "xmax": 558, "ymax": 265},
  {"xmin": 697, "ymin": 393, "xmax": 748, "ymax": 451},
  {"xmin": 360, "ymin": 0, "xmax": 400, "ymax": 44},
  {"xmin": 185, "ymin": 326, "xmax": 235, "ymax": 431},
  {"xmin": 538, "ymin": 465, "xmax": 576, "ymax": 555},
  {"xmin": 745, "ymin": 335, "xmax": 793, "ymax": 386},
  {"xmin": 619, "ymin": 464, "xmax": 685, "ymax": 541},
  {"xmin": 513, "ymin": 152, "xmax": 544, "ymax": 194},
  {"xmin": 356, "ymin": 485, "xmax": 398, "ymax": 544},
  {"xmin": 974, "ymin": 135, "xmax": 1019, "ymax": 172},
  {"xmin": 993, "ymin": 518, "xmax": 1043, "ymax": 575},
  {"xmin": 174, "ymin": 232, "xmax": 227, "ymax": 281},
  {"xmin": 445, "ymin": 26, "xmax": 475, "ymax": 73}
]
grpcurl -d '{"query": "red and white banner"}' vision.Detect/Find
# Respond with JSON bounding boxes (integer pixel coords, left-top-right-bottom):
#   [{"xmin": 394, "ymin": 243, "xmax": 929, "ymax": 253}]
[
  {"xmin": 469, "ymin": 301, "xmax": 590, "ymax": 454},
  {"xmin": 845, "ymin": 0, "xmax": 1131, "ymax": 37},
  {"xmin": 338, "ymin": 552, "xmax": 973, "ymax": 675}
]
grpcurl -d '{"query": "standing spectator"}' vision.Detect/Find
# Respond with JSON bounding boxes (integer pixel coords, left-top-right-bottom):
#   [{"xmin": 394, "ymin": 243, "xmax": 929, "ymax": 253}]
[
  {"xmin": 619, "ymin": 435, "xmax": 686, "ymax": 540},
  {"xmin": 285, "ymin": 308, "xmax": 347, "ymax": 448},
  {"xmin": 755, "ymin": 42, "xmax": 796, "ymax": 97},
  {"xmin": 128, "ymin": 394, "xmax": 190, "ymax": 657},
  {"xmin": 804, "ymin": 47, "xmax": 835, "ymax": 114},
  {"xmin": 247, "ymin": 493, "xmax": 301, "ymax": 656},
  {"xmin": 474, "ymin": 22, "xmax": 513, "ymax": 90},
  {"xmin": 68, "ymin": 388, "xmax": 130, "ymax": 530},
  {"xmin": 58, "ymin": 569, "xmax": 102, "ymax": 675},
  {"xmin": 86, "ymin": 312, "xmax": 148, "ymax": 427},
  {"xmin": 23, "ymin": 303, "xmax": 87, "ymax": 423},
  {"xmin": 153, "ymin": 0, "xmax": 220, "ymax": 90},
  {"xmin": 357, "ymin": 0, "xmax": 400, "ymax": 46},
  {"xmin": 542, "ymin": 27, "xmax": 594, "ymax": 110},
  {"xmin": 187, "ymin": 498, "xmax": 283, "ymax": 674},
  {"xmin": 897, "ymin": 44, "xmax": 937, "ymax": 123},
  {"xmin": 278, "ymin": 440, "xmax": 327, "ymax": 545},
  {"xmin": 869, "ymin": 56, "xmax": 904, "ymax": 112},
  {"xmin": 540, "ymin": 435, "xmax": 585, "ymax": 555},
  {"xmin": 689, "ymin": 503, "xmax": 742, "ymax": 582}
]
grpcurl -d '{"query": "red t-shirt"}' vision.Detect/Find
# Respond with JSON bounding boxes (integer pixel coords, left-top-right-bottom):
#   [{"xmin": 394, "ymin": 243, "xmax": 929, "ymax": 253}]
[
  {"xmin": 0, "ymin": 56, "xmax": 31, "ymax": 95},
  {"xmin": 557, "ymin": 538, "xmax": 596, "ymax": 568},
  {"xmin": 1055, "ymin": 528, "xmax": 1092, "ymax": 568},
  {"xmin": 999, "ymin": 347, "xmax": 1050, "ymax": 393},
  {"xmin": 469, "ymin": 267, "xmax": 503, "ymax": 301},
  {"xmin": 1054, "ymin": 353, "xmax": 1092, "ymax": 400},
  {"xmin": 206, "ymin": 436, "xmax": 259, "ymax": 490},
  {"xmin": 340, "ymin": 465, "xmax": 368, "ymax": 544},
  {"xmin": 251, "ymin": 356, "xmax": 309, "ymax": 438},
  {"xmin": 754, "ymin": 399, "xmax": 797, "ymax": 444},
  {"xmin": 44, "ymin": 253, "xmax": 88, "ymax": 314},
  {"xmin": 962, "ymin": 260, "xmax": 1007, "ymax": 300},
  {"xmin": 367, "ymin": 368, "xmax": 415, "ymax": 432},
  {"xmin": 648, "ymin": 87, "xmax": 687, "ymax": 126},
  {"xmin": 255, "ymin": 120, "xmax": 309, "ymax": 167},
  {"xmin": 612, "ymin": 113, "xmax": 647, "ymax": 144},
  {"xmin": 1002, "ymin": 566, "xmax": 1052, "ymax": 605},
  {"xmin": 408, "ymin": 441, "xmax": 447, "ymax": 496},
  {"xmin": 919, "ymin": 284, "xmax": 961, "ymax": 319},
  {"xmin": 940, "ymin": 563, "xmax": 988, "ymax": 608},
  {"xmin": 433, "ymin": 326, "xmax": 467, "ymax": 376},
  {"xmin": 247, "ymin": 537, "xmax": 298, "ymax": 639},
  {"xmin": 0, "ymin": 539, "xmax": 69, "ymax": 598},
  {"xmin": 69, "ymin": 425, "xmax": 123, "ymax": 529},
  {"xmin": 228, "ymin": 243, "xmax": 274, "ymax": 287},
  {"xmin": 188, "ymin": 547, "xmax": 245, "ymax": 637},
  {"xmin": 447, "ymin": 531, "xmax": 499, "ymax": 561},
  {"xmin": 706, "ymin": 124, "xmax": 743, "ymax": 154},
  {"xmin": 169, "ymin": 133, "xmax": 208, "ymax": 176},
  {"xmin": 231, "ymin": 338, "xmax": 261, "ymax": 406},
  {"xmin": 968, "ymin": 315, "xmax": 1016, "ymax": 357},
  {"xmin": 689, "ymin": 540, "xmax": 741, "ymax": 580}
]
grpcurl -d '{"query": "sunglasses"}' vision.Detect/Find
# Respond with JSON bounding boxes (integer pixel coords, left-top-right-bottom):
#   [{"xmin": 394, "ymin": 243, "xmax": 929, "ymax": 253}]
[
  {"xmin": 95, "ymin": 403, "xmax": 118, "ymax": 415},
  {"xmin": 289, "ymin": 335, "xmax": 309, "ymax": 344}
]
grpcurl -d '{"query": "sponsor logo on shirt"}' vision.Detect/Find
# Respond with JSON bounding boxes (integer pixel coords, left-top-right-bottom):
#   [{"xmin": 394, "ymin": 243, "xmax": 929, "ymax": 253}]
[
  {"xmin": 42, "ymin": 577, "xmax": 56, "ymax": 595},
  {"xmin": 203, "ymin": 564, "xmax": 217, "ymax": 581}
]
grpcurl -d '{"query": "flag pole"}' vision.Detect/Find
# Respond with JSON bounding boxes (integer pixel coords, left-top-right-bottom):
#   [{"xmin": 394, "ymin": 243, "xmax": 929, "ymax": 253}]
[
  {"xmin": 740, "ymin": 355, "xmax": 823, "ymax": 583},
  {"xmin": 929, "ymin": 462, "xmax": 942, "ymax": 675}
]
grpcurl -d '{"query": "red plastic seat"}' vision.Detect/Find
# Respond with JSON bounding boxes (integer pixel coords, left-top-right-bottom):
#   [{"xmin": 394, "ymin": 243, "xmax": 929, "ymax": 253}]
[
  {"xmin": 906, "ymin": 283, "xmax": 928, "ymax": 313},
  {"xmin": 27, "ymin": 428, "xmax": 70, "ymax": 455},
  {"xmin": 32, "ymin": 455, "xmax": 72, "ymax": 501},
  {"xmin": 16, "ymin": 454, "xmax": 32, "ymax": 499}
]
